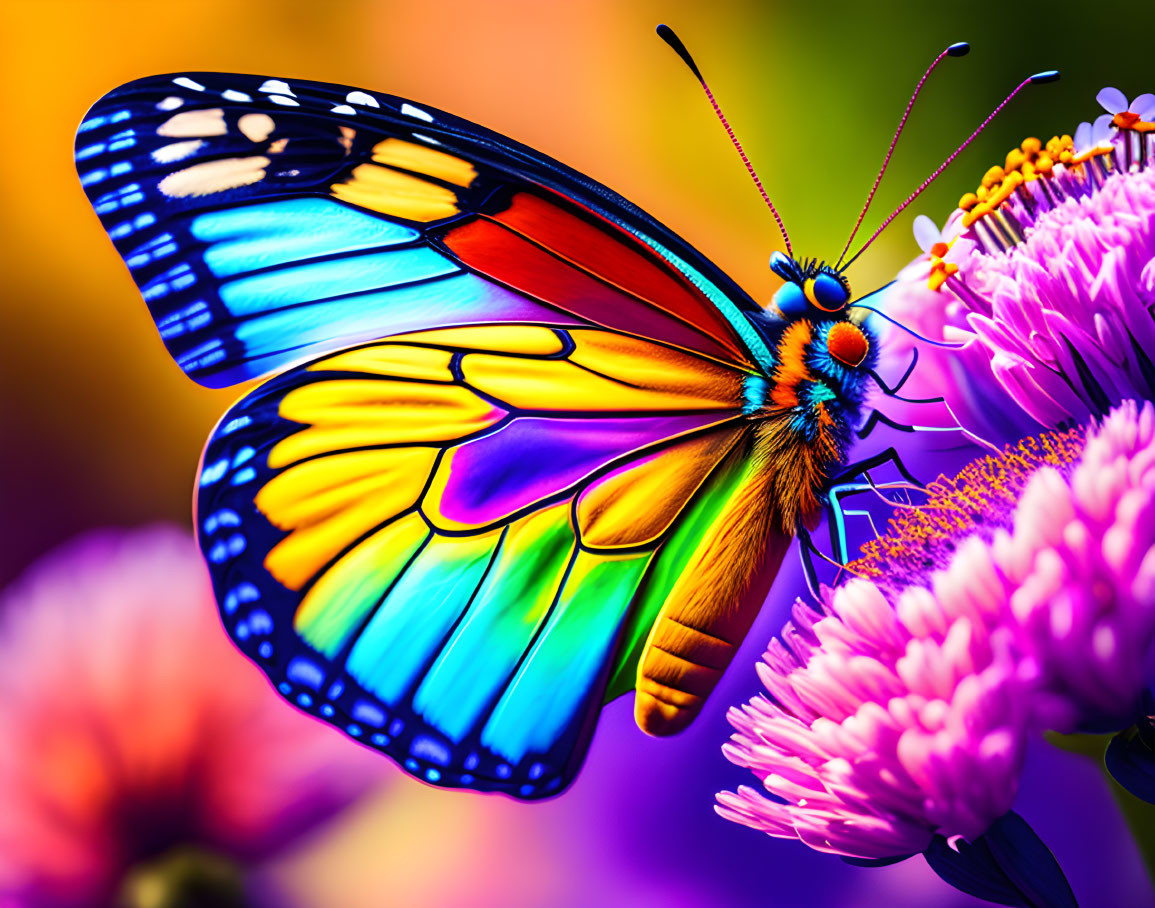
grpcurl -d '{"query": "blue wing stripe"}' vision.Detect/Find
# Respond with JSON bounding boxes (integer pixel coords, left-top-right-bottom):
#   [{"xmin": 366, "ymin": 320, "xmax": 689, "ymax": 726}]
[
  {"xmin": 217, "ymin": 245, "xmax": 459, "ymax": 315},
  {"xmin": 228, "ymin": 271, "xmax": 571, "ymax": 373},
  {"xmin": 346, "ymin": 530, "xmax": 502, "ymax": 705},
  {"xmin": 411, "ymin": 508, "xmax": 575, "ymax": 743},
  {"xmin": 480, "ymin": 553, "xmax": 651, "ymax": 764},
  {"xmin": 190, "ymin": 199, "xmax": 421, "ymax": 278}
]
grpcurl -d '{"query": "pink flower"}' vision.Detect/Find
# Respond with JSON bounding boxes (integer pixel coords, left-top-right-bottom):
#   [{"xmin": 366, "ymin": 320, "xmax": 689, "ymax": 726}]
[
  {"xmin": 881, "ymin": 92, "xmax": 1155, "ymax": 447},
  {"xmin": 0, "ymin": 527, "xmax": 381, "ymax": 908},
  {"xmin": 998, "ymin": 400, "xmax": 1155, "ymax": 730},
  {"xmin": 718, "ymin": 401, "xmax": 1155, "ymax": 859},
  {"xmin": 717, "ymin": 561, "xmax": 1032, "ymax": 859}
]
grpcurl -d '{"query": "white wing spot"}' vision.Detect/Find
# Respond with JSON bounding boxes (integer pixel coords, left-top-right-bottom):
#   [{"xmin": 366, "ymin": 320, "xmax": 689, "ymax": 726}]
[
  {"xmin": 172, "ymin": 77, "xmax": 205, "ymax": 92},
  {"xmin": 268, "ymin": 95, "xmax": 299, "ymax": 107},
  {"xmin": 412, "ymin": 133, "xmax": 442, "ymax": 145},
  {"xmin": 331, "ymin": 104, "xmax": 357, "ymax": 115},
  {"xmin": 152, "ymin": 139, "xmax": 205, "ymax": 163},
  {"xmin": 156, "ymin": 96, "xmax": 184, "ymax": 111},
  {"xmin": 346, "ymin": 90, "xmax": 380, "ymax": 108},
  {"xmin": 222, "ymin": 89, "xmax": 252, "ymax": 102},
  {"xmin": 400, "ymin": 103, "xmax": 434, "ymax": 122},
  {"xmin": 259, "ymin": 79, "xmax": 295, "ymax": 97}
]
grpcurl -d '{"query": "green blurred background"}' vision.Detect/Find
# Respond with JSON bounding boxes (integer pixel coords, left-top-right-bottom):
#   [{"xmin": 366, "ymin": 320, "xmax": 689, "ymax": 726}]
[{"xmin": 3, "ymin": 1, "xmax": 1154, "ymax": 905}]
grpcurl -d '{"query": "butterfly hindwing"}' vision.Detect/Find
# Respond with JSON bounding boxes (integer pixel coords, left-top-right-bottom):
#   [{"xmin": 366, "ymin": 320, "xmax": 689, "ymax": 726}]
[
  {"xmin": 76, "ymin": 72, "xmax": 776, "ymax": 387},
  {"xmin": 197, "ymin": 325, "xmax": 757, "ymax": 796}
]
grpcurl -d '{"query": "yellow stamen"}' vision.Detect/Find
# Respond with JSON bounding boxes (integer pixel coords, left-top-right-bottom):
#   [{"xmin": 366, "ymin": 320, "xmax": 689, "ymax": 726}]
[{"xmin": 927, "ymin": 258, "xmax": 958, "ymax": 292}]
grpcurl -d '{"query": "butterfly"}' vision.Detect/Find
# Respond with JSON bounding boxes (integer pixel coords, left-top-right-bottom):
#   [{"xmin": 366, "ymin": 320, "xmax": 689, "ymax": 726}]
[{"xmin": 76, "ymin": 29, "xmax": 1001, "ymax": 798}]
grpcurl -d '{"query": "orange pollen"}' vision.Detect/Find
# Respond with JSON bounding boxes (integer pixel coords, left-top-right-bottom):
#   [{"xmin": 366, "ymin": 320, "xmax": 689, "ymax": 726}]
[
  {"xmin": 849, "ymin": 426, "xmax": 1085, "ymax": 592},
  {"xmin": 960, "ymin": 133, "xmax": 1084, "ymax": 229}
]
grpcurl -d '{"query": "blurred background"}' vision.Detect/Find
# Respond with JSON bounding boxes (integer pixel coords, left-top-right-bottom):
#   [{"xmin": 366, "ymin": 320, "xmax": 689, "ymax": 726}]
[{"xmin": 3, "ymin": 0, "xmax": 1155, "ymax": 905}]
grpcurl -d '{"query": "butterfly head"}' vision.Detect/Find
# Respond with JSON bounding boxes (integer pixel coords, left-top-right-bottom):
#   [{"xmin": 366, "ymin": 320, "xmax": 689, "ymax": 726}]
[
  {"xmin": 765, "ymin": 252, "xmax": 868, "ymax": 369},
  {"xmin": 768, "ymin": 251, "xmax": 852, "ymax": 318}
]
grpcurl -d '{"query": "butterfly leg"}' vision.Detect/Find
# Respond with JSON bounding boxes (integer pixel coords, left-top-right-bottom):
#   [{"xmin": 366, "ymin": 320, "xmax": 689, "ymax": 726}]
[
  {"xmin": 826, "ymin": 482, "xmax": 889, "ymax": 563},
  {"xmin": 796, "ymin": 453, "xmax": 929, "ymax": 601},
  {"xmin": 831, "ymin": 446, "xmax": 925, "ymax": 490},
  {"xmin": 867, "ymin": 349, "xmax": 938, "ymax": 400},
  {"xmin": 796, "ymin": 445, "xmax": 928, "ymax": 591},
  {"xmin": 858, "ymin": 399, "xmax": 1003, "ymax": 456},
  {"xmin": 855, "ymin": 408, "xmax": 975, "ymax": 444},
  {"xmin": 795, "ymin": 526, "xmax": 828, "ymax": 602}
]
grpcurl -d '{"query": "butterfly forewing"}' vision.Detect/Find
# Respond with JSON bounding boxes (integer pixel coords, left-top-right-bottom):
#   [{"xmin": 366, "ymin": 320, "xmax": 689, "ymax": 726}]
[{"xmin": 75, "ymin": 72, "xmax": 772, "ymax": 388}]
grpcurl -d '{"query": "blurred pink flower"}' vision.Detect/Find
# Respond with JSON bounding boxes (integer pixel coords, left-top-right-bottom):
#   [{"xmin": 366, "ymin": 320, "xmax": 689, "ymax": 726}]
[
  {"xmin": 0, "ymin": 527, "xmax": 381, "ymax": 908},
  {"xmin": 718, "ymin": 401, "xmax": 1155, "ymax": 858},
  {"xmin": 881, "ymin": 93, "xmax": 1155, "ymax": 446}
]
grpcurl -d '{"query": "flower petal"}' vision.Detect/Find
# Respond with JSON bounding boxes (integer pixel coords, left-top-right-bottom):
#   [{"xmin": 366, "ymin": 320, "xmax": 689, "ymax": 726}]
[
  {"xmin": 1073, "ymin": 121, "xmax": 1092, "ymax": 155},
  {"xmin": 1097, "ymin": 86, "xmax": 1129, "ymax": 115},
  {"xmin": 913, "ymin": 215, "xmax": 941, "ymax": 254},
  {"xmin": 1092, "ymin": 112, "xmax": 1117, "ymax": 145},
  {"xmin": 1131, "ymin": 93, "xmax": 1155, "ymax": 121}
]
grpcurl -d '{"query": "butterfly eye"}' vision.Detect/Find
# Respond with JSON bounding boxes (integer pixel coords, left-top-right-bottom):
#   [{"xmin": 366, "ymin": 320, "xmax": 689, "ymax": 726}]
[
  {"xmin": 828, "ymin": 321, "xmax": 869, "ymax": 367},
  {"xmin": 804, "ymin": 273, "xmax": 850, "ymax": 312},
  {"xmin": 771, "ymin": 281, "xmax": 808, "ymax": 317}
]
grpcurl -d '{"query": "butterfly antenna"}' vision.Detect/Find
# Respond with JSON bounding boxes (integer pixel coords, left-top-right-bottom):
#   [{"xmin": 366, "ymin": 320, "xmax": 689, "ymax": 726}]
[
  {"xmin": 841, "ymin": 68, "xmax": 1059, "ymax": 270},
  {"xmin": 834, "ymin": 42, "xmax": 971, "ymax": 270},
  {"xmin": 657, "ymin": 23, "xmax": 792, "ymax": 257}
]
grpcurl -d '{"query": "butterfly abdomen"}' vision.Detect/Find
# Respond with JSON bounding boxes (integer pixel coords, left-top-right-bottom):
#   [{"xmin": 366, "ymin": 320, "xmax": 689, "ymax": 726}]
[{"xmin": 634, "ymin": 435, "xmax": 792, "ymax": 735}]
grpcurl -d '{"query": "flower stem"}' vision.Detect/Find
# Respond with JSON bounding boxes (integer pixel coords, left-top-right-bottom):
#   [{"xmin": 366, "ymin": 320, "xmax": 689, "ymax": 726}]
[{"xmin": 1047, "ymin": 732, "xmax": 1155, "ymax": 882}]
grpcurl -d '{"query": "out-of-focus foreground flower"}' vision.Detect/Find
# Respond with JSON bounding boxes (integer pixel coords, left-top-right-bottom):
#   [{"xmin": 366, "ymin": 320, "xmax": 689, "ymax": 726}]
[
  {"xmin": 883, "ymin": 90, "xmax": 1155, "ymax": 446},
  {"xmin": 718, "ymin": 401, "xmax": 1155, "ymax": 898},
  {"xmin": 0, "ymin": 527, "xmax": 381, "ymax": 908}
]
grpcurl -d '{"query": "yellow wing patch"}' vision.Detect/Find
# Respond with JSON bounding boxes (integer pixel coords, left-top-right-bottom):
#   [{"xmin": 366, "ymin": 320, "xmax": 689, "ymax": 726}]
[
  {"xmin": 269, "ymin": 380, "xmax": 506, "ymax": 467},
  {"xmin": 371, "ymin": 138, "xmax": 477, "ymax": 187},
  {"xmin": 461, "ymin": 330, "xmax": 743, "ymax": 413},
  {"xmin": 332, "ymin": 163, "xmax": 459, "ymax": 222},
  {"xmin": 577, "ymin": 425, "xmax": 745, "ymax": 549},
  {"xmin": 307, "ymin": 345, "xmax": 456, "ymax": 382},
  {"xmin": 388, "ymin": 325, "xmax": 565, "ymax": 355},
  {"xmin": 258, "ymin": 447, "xmax": 437, "ymax": 590},
  {"xmin": 567, "ymin": 330, "xmax": 743, "ymax": 392},
  {"xmin": 328, "ymin": 138, "xmax": 477, "ymax": 222}
]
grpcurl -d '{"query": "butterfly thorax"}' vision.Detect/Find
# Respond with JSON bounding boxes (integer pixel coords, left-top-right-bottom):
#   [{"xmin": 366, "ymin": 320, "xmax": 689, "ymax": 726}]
[{"xmin": 740, "ymin": 253, "xmax": 879, "ymax": 533}]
